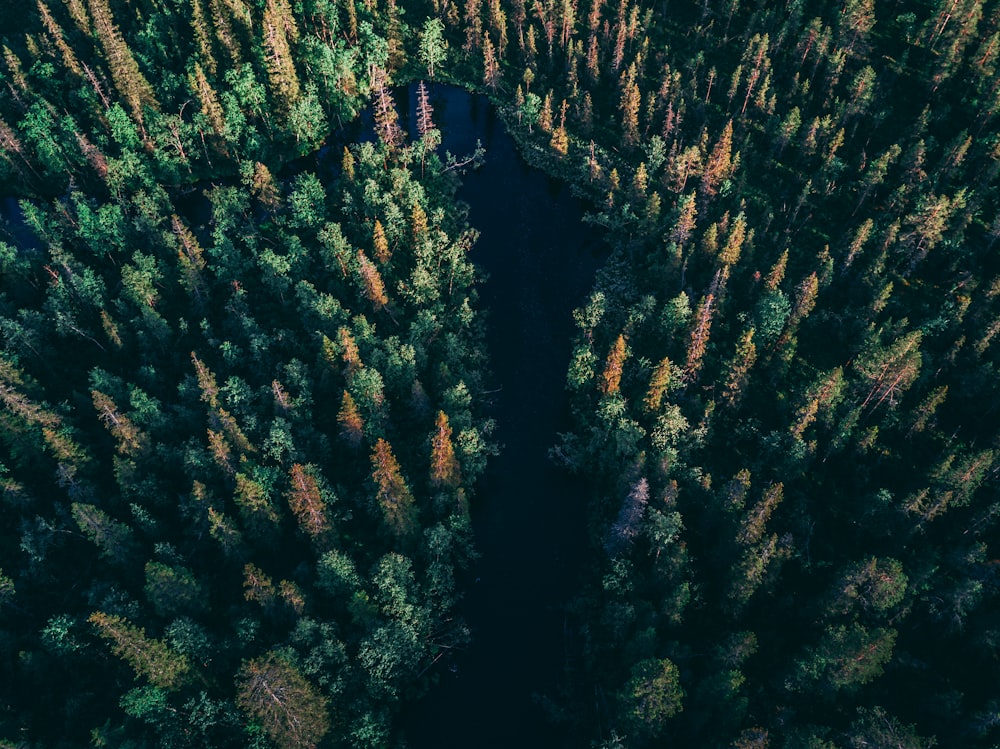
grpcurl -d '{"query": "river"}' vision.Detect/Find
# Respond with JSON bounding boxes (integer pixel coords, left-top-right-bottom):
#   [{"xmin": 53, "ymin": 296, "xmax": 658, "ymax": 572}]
[{"xmin": 396, "ymin": 84, "xmax": 604, "ymax": 749}]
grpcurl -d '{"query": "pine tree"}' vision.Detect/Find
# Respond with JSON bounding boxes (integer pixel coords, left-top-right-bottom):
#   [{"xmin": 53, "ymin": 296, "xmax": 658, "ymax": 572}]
[
  {"xmin": 287, "ymin": 463, "xmax": 331, "ymax": 540},
  {"xmin": 415, "ymin": 81, "xmax": 436, "ymax": 137},
  {"xmin": 189, "ymin": 0, "xmax": 219, "ymax": 75},
  {"xmin": 172, "ymin": 214, "xmax": 208, "ymax": 303},
  {"xmin": 700, "ymin": 120, "xmax": 736, "ymax": 201},
  {"xmin": 371, "ymin": 438, "xmax": 417, "ymax": 537},
  {"xmin": 37, "ymin": 0, "xmax": 82, "ymax": 77},
  {"xmin": 236, "ymin": 652, "xmax": 330, "ymax": 749},
  {"xmin": 430, "ymin": 410, "xmax": 461, "ymax": 488},
  {"xmin": 719, "ymin": 211, "xmax": 749, "ymax": 267},
  {"xmin": 262, "ymin": 0, "xmax": 302, "ymax": 111},
  {"xmin": 89, "ymin": 612, "xmax": 191, "ymax": 690},
  {"xmin": 600, "ymin": 334, "xmax": 628, "ymax": 395},
  {"xmin": 371, "ymin": 66, "xmax": 404, "ymax": 149},
  {"xmin": 684, "ymin": 293, "xmax": 715, "ymax": 382},
  {"xmin": 86, "ymin": 0, "xmax": 159, "ymax": 124},
  {"xmin": 338, "ymin": 327, "xmax": 363, "ymax": 379},
  {"xmin": 669, "ymin": 192, "xmax": 698, "ymax": 248},
  {"xmin": 337, "ymin": 389, "xmax": 364, "ymax": 445},
  {"xmin": 357, "ymin": 249, "xmax": 388, "ymax": 309},
  {"xmin": 419, "ymin": 17, "xmax": 448, "ymax": 78},
  {"xmin": 483, "ymin": 33, "xmax": 501, "ymax": 90},
  {"xmin": 721, "ymin": 328, "xmax": 757, "ymax": 408},
  {"xmin": 643, "ymin": 356, "xmax": 672, "ymax": 412},
  {"xmin": 539, "ymin": 90, "xmax": 554, "ymax": 133},
  {"xmin": 254, "ymin": 567, "xmax": 295, "ymax": 610},
  {"xmin": 92, "ymin": 390, "xmax": 144, "ymax": 455},
  {"xmin": 619, "ymin": 65, "xmax": 642, "ymax": 145},
  {"xmin": 189, "ymin": 63, "xmax": 226, "ymax": 140},
  {"xmin": 373, "ymin": 219, "xmax": 391, "ymax": 263},
  {"xmin": 342, "ymin": 145, "xmax": 355, "ymax": 180},
  {"xmin": 71, "ymin": 503, "xmax": 136, "ymax": 562}
]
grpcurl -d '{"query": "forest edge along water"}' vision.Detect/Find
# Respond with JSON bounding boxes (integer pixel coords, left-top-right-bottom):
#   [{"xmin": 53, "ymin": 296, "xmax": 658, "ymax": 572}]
[
  {"xmin": 0, "ymin": 83, "xmax": 605, "ymax": 748},
  {"xmin": 396, "ymin": 85, "xmax": 604, "ymax": 748}
]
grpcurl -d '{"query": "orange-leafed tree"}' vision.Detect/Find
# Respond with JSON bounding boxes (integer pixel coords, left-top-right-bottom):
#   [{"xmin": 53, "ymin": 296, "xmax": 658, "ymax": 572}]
[
  {"xmin": 337, "ymin": 390, "xmax": 364, "ymax": 446},
  {"xmin": 357, "ymin": 250, "xmax": 388, "ymax": 309},
  {"xmin": 430, "ymin": 411, "xmax": 461, "ymax": 488},
  {"xmin": 287, "ymin": 463, "xmax": 331, "ymax": 540},
  {"xmin": 371, "ymin": 438, "xmax": 416, "ymax": 537},
  {"xmin": 600, "ymin": 334, "xmax": 628, "ymax": 395}
]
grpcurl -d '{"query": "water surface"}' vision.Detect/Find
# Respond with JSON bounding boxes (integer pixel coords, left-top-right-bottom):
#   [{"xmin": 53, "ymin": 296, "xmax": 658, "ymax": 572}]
[{"xmin": 400, "ymin": 84, "xmax": 604, "ymax": 749}]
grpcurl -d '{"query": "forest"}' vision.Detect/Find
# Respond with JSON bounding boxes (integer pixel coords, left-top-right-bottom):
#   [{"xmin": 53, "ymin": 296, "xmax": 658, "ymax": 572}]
[{"xmin": 0, "ymin": 0, "xmax": 999, "ymax": 747}]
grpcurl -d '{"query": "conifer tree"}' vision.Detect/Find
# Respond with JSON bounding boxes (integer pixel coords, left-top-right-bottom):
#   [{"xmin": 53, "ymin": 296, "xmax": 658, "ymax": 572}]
[
  {"xmin": 643, "ymin": 356, "xmax": 672, "ymax": 413},
  {"xmin": 89, "ymin": 612, "xmax": 191, "ymax": 690},
  {"xmin": 236, "ymin": 652, "xmax": 330, "ymax": 749},
  {"xmin": 600, "ymin": 334, "xmax": 628, "ymax": 395},
  {"xmin": 700, "ymin": 120, "xmax": 736, "ymax": 201},
  {"xmin": 86, "ymin": 0, "xmax": 159, "ymax": 124},
  {"xmin": 262, "ymin": 0, "xmax": 302, "ymax": 111},
  {"xmin": 71, "ymin": 503, "xmax": 136, "ymax": 562},
  {"xmin": 357, "ymin": 249, "xmax": 389, "ymax": 309},
  {"xmin": 337, "ymin": 389, "xmax": 364, "ymax": 445},
  {"xmin": 416, "ymin": 81, "xmax": 435, "ymax": 138},
  {"xmin": 419, "ymin": 17, "xmax": 448, "ymax": 78},
  {"xmin": 430, "ymin": 410, "xmax": 461, "ymax": 488},
  {"xmin": 684, "ymin": 293, "xmax": 715, "ymax": 382},
  {"xmin": 338, "ymin": 327, "xmax": 363, "ymax": 379},
  {"xmin": 373, "ymin": 219, "xmax": 391, "ymax": 263},
  {"xmin": 721, "ymin": 329, "xmax": 756, "ymax": 408},
  {"xmin": 287, "ymin": 463, "xmax": 331, "ymax": 540},
  {"xmin": 189, "ymin": 63, "xmax": 226, "ymax": 141},
  {"xmin": 37, "ymin": 0, "xmax": 82, "ymax": 77},
  {"xmin": 371, "ymin": 438, "xmax": 417, "ymax": 537},
  {"xmin": 483, "ymin": 33, "xmax": 501, "ymax": 90},
  {"xmin": 371, "ymin": 66, "xmax": 404, "ymax": 149},
  {"xmin": 91, "ymin": 390, "xmax": 144, "ymax": 456}
]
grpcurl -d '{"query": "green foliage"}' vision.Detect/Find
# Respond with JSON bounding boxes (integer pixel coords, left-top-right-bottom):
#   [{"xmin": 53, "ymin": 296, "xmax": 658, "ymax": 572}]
[
  {"xmin": 4, "ymin": 0, "xmax": 1000, "ymax": 747},
  {"xmin": 621, "ymin": 657, "xmax": 684, "ymax": 736}
]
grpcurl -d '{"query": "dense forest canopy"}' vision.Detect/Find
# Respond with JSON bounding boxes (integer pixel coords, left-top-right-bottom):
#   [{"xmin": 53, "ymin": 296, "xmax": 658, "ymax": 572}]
[{"xmin": 0, "ymin": 0, "xmax": 999, "ymax": 747}]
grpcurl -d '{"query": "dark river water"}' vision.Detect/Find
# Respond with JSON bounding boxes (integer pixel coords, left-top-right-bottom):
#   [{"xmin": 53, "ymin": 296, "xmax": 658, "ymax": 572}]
[{"xmin": 397, "ymin": 85, "xmax": 604, "ymax": 748}]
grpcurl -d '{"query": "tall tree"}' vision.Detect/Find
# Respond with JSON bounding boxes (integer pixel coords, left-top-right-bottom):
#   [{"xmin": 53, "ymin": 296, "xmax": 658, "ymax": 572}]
[
  {"xmin": 371, "ymin": 437, "xmax": 417, "ymax": 537},
  {"xmin": 89, "ymin": 612, "xmax": 191, "ymax": 690},
  {"xmin": 430, "ymin": 410, "xmax": 461, "ymax": 488}
]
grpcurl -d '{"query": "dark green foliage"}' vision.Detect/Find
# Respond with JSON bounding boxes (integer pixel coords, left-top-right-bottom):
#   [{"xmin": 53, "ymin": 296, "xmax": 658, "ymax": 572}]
[
  {"xmin": 4, "ymin": 0, "xmax": 1000, "ymax": 746},
  {"xmin": 0, "ymin": 8, "xmax": 489, "ymax": 743}
]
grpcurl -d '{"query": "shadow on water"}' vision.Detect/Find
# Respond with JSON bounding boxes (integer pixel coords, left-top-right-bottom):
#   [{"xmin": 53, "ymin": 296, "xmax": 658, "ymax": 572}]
[{"xmin": 399, "ymin": 85, "xmax": 605, "ymax": 749}]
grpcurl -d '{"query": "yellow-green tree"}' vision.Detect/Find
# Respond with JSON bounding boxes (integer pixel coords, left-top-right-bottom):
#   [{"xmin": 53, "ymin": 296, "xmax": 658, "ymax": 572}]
[
  {"xmin": 89, "ymin": 612, "xmax": 190, "ymax": 690},
  {"xmin": 236, "ymin": 652, "xmax": 330, "ymax": 749}
]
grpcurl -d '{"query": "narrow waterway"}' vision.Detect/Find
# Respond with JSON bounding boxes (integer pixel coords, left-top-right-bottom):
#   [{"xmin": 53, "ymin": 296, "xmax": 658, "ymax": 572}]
[{"xmin": 399, "ymin": 85, "xmax": 604, "ymax": 749}]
